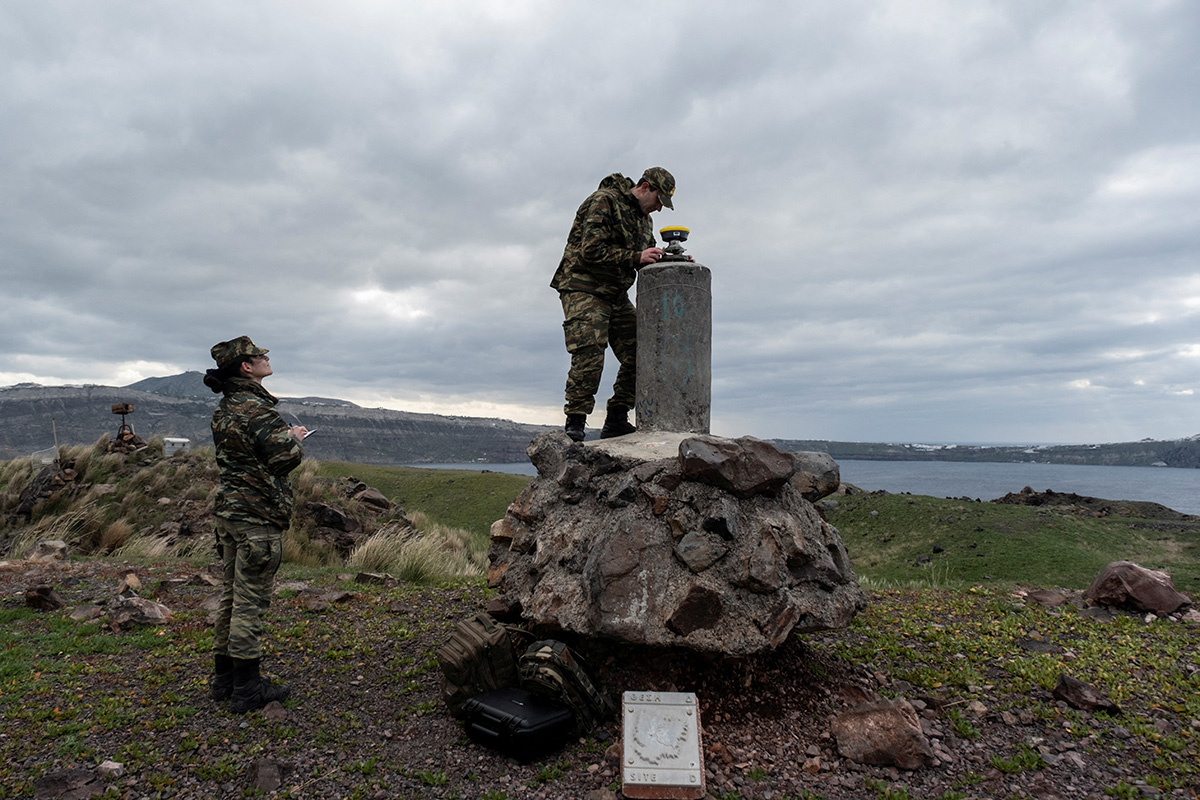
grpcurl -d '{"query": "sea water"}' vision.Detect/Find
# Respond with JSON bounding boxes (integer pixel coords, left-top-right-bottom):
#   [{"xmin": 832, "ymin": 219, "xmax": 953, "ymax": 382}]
[
  {"xmin": 406, "ymin": 460, "xmax": 1200, "ymax": 516},
  {"xmin": 840, "ymin": 461, "xmax": 1200, "ymax": 515}
]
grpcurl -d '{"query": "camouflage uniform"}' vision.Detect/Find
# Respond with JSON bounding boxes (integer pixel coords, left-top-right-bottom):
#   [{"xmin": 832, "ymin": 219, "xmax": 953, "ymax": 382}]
[
  {"xmin": 211, "ymin": 373, "xmax": 303, "ymax": 661},
  {"xmin": 551, "ymin": 172, "xmax": 659, "ymax": 416}
]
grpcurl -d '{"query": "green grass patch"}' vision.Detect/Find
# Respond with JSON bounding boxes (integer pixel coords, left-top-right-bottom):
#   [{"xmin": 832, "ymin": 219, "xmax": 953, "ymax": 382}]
[
  {"xmin": 313, "ymin": 462, "xmax": 530, "ymax": 541},
  {"xmin": 989, "ymin": 743, "xmax": 1044, "ymax": 773},
  {"xmin": 830, "ymin": 586, "xmax": 1200, "ymax": 733},
  {"xmin": 825, "ymin": 492, "xmax": 1200, "ymax": 589}
]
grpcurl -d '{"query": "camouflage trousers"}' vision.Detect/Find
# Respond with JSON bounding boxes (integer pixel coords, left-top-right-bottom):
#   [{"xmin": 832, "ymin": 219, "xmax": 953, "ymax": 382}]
[
  {"xmin": 559, "ymin": 290, "xmax": 636, "ymax": 416},
  {"xmin": 213, "ymin": 519, "xmax": 283, "ymax": 661}
]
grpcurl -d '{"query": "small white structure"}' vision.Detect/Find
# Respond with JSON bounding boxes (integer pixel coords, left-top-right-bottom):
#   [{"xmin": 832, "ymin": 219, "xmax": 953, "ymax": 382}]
[
  {"xmin": 163, "ymin": 438, "xmax": 190, "ymax": 456},
  {"xmin": 622, "ymin": 690, "xmax": 705, "ymax": 799}
]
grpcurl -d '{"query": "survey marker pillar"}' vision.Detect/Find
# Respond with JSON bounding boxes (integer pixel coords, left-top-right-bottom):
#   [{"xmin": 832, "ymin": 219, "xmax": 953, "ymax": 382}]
[{"xmin": 636, "ymin": 261, "xmax": 712, "ymax": 433}]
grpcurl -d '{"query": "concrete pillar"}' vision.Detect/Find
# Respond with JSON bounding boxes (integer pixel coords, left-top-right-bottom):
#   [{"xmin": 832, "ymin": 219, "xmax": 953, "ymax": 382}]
[{"xmin": 636, "ymin": 262, "xmax": 712, "ymax": 433}]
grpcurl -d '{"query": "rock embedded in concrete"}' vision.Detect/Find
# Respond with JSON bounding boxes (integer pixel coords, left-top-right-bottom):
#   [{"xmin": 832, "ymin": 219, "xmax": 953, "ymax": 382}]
[
  {"xmin": 488, "ymin": 432, "xmax": 867, "ymax": 655},
  {"xmin": 678, "ymin": 435, "xmax": 794, "ymax": 498},
  {"xmin": 674, "ymin": 531, "xmax": 729, "ymax": 573},
  {"xmin": 789, "ymin": 450, "xmax": 840, "ymax": 502}
]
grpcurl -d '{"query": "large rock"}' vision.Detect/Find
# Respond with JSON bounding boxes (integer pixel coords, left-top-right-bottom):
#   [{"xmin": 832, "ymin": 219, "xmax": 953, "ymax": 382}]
[
  {"xmin": 488, "ymin": 432, "xmax": 867, "ymax": 655},
  {"xmin": 679, "ymin": 435, "xmax": 795, "ymax": 498},
  {"xmin": 789, "ymin": 451, "xmax": 840, "ymax": 502},
  {"xmin": 29, "ymin": 540, "xmax": 69, "ymax": 563},
  {"xmin": 1084, "ymin": 561, "xmax": 1192, "ymax": 615},
  {"xmin": 107, "ymin": 596, "xmax": 172, "ymax": 632},
  {"xmin": 832, "ymin": 698, "xmax": 932, "ymax": 770}
]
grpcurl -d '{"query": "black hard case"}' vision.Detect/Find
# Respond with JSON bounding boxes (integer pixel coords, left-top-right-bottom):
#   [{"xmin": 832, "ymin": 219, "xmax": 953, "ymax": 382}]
[{"xmin": 461, "ymin": 687, "xmax": 575, "ymax": 763}]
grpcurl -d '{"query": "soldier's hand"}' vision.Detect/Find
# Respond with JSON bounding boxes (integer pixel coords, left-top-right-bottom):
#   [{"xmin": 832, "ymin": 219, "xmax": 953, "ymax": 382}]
[
  {"xmin": 640, "ymin": 247, "xmax": 665, "ymax": 265},
  {"xmin": 289, "ymin": 425, "xmax": 308, "ymax": 441}
]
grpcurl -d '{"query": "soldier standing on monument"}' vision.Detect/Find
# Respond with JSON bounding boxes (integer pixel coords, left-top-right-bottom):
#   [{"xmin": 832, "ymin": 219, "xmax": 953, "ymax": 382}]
[
  {"xmin": 551, "ymin": 167, "xmax": 676, "ymax": 442},
  {"xmin": 203, "ymin": 336, "xmax": 307, "ymax": 713}
]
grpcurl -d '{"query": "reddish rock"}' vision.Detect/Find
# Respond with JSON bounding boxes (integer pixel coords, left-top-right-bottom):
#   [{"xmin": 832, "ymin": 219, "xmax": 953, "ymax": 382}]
[
  {"xmin": 486, "ymin": 560, "xmax": 509, "ymax": 589},
  {"xmin": 26, "ymin": 585, "xmax": 64, "ymax": 611},
  {"xmin": 353, "ymin": 486, "xmax": 391, "ymax": 510},
  {"xmin": 305, "ymin": 502, "xmax": 360, "ymax": 533},
  {"xmin": 489, "ymin": 518, "xmax": 515, "ymax": 544},
  {"xmin": 832, "ymin": 698, "xmax": 932, "ymax": 770},
  {"xmin": 591, "ymin": 522, "xmax": 671, "ymax": 640},
  {"xmin": 734, "ymin": 530, "xmax": 784, "ymax": 593},
  {"xmin": 757, "ymin": 598, "xmax": 803, "ymax": 647},
  {"xmin": 1085, "ymin": 561, "xmax": 1191, "ymax": 615},
  {"xmin": 679, "ymin": 435, "xmax": 795, "ymax": 498},
  {"xmin": 1052, "ymin": 674, "xmax": 1121, "ymax": 714},
  {"xmin": 666, "ymin": 586, "xmax": 723, "ymax": 636},
  {"xmin": 107, "ymin": 597, "xmax": 171, "ymax": 632},
  {"xmin": 1027, "ymin": 589, "xmax": 1069, "ymax": 608}
]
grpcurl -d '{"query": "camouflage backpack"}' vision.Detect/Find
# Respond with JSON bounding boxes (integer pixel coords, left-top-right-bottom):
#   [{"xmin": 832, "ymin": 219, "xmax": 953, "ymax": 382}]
[
  {"xmin": 436, "ymin": 613, "xmax": 526, "ymax": 718},
  {"xmin": 518, "ymin": 639, "xmax": 614, "ymax": 733}
]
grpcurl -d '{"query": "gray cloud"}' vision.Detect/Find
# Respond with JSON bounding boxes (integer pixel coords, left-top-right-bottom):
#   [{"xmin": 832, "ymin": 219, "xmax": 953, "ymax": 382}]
[{"xmin": 3, "ymin": 0, "xmax": 1198, "ymax": 444}]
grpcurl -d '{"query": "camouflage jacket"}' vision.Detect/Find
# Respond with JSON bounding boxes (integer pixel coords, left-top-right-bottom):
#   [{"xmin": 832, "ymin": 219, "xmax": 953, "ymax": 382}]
[
  {"xmin": 550, "ymin": 173, "xmax": 655, "ymax": 301},
  {"xmin": 211, "ymin": 377, "xmax": 303, "ymax": 529}
]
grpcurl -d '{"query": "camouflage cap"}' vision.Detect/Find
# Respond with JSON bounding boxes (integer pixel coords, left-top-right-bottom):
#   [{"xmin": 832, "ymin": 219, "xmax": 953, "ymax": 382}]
[
  {"xmin": 639, "ymin": 167, "xmax": 675, "ymax": 210},
  {"xmin": 210, "ymin": 336, "xmax": 269, "ymax": 368}
]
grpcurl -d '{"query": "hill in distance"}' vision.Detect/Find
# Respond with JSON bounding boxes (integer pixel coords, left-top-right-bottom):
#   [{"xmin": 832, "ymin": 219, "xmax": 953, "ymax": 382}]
[
  {"xmin": 0, "ymin": 373, "xmax": 552, "ymax": 464},
  {"xmin": 126, "ymin": 372, "xmax": 360, "ymax": 408},
  {"xmin": 2, "ymin": 373, "xmax": 1199, "ymax": 468},
  {"xmin": 776, "ymin": 435, "xmax": 1200, "ymax": 469}
]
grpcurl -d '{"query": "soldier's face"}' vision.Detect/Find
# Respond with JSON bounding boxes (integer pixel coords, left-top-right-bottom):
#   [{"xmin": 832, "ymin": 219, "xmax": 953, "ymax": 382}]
[
  {"xmin": 634, "ymin": 183, "xmax": 663, "ymax": 215},
  {"xmin": 244, "ymin": 355, "xmax": 273, "ymax": 381}
]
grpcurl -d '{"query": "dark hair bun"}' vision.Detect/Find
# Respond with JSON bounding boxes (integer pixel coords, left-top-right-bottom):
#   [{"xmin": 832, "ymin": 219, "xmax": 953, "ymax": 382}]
[{"xmin": 203, "ymin": 369, "xmax": 225, "ymax": 394}]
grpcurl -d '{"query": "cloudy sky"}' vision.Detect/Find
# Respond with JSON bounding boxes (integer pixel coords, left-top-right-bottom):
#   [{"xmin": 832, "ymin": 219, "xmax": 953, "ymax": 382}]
[{"xmin": 3, "ymin": 1, "xmax": 1198, "ymax": 445}]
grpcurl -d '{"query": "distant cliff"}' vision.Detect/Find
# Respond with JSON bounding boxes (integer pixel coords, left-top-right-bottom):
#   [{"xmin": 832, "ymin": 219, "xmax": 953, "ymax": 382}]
[
  {"xmin": 3, "ymin": 374, "xmax": 1198, "ymax": 468},
  {"xmin": 773, "ymin": 437, "xmax": 1200, "ymax": 469},
  {"xmin": 0, "ymin": 373, "xmax": 552, "ymax": 464}
]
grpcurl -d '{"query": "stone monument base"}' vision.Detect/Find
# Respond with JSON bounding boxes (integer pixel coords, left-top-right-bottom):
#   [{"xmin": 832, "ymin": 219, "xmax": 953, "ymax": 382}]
[{"xmin": 487, "ymin": 431, "xmax": 867, "ymax": 656}]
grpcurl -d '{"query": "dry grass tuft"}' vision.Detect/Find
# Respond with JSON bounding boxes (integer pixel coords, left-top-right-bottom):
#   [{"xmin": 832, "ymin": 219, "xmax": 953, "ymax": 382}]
[
  {"xmin": 293, "ymin": 461, "xmax": 321, "ymax": 497},
  {"xmin": 111, "ymin": 535, "xmax": 173, "ymax": 560},
  {"xmin": 100, "ymin": 518, "xmax": 135, "ymax": 553},
  {"xmin": 347, "ymin": 518, "xmax": 484, "ymax": 584},
  {"xmin": 7, "ymin": 505, "xmax": 106, "ymax": 558}
]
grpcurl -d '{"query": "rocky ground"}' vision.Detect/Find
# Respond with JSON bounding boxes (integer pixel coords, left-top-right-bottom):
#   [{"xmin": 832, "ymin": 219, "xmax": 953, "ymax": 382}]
[{"xmin": 3, "ymin": 558, "xmax": 1197, "ymax": 800}]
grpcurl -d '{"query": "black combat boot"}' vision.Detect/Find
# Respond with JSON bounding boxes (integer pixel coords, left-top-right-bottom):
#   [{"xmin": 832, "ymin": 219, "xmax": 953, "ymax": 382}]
[
  {"xmin": 210, "ymin": 652, "xmax": 234, "ymax": 701},
  {"xmin": 229, "ymin": 657, "xmax": 291, "ymax": 714},
  {"xmin": 564, "ymin": 414, "xmax": 586, "ymax": 442},
  {"xmin": 601, "ymin": 406, "xmax": 636, "ymax": 439}
]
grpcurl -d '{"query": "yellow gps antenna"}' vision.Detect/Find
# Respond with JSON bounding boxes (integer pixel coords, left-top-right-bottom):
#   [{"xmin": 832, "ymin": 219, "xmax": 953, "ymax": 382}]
[{"xmin": 659, "ymin": 226, "xmax": 691, "ymax": 261}]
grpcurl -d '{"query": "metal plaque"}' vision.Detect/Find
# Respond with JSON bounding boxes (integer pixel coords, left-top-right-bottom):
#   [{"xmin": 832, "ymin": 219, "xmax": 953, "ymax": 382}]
[{"xmin": 622, "ymin": 691, "xmax": 705, "ymax": 799}]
